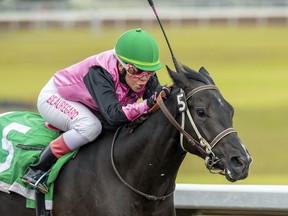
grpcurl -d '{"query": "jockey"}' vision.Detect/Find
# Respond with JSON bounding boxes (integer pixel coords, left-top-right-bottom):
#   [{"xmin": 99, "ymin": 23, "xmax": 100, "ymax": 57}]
[{"xmin": 21, "ymin": 28, "xmax": 168, "ymax": 194}]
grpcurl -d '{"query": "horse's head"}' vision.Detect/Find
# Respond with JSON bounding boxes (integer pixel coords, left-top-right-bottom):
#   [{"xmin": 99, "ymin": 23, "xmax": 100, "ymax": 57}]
[{"xmin": 166, "ymin": 64, "xmax": 252, "ymax": 182}]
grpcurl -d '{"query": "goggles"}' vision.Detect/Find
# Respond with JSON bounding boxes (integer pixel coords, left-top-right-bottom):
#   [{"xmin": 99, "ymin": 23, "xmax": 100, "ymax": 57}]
[{"xmin": 115, "ymin": 54, "xmax": 155, "ymax": 79}]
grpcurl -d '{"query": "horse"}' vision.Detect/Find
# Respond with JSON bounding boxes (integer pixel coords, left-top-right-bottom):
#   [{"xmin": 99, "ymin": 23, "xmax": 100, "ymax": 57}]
[{"xmin": 0, "ymin": 65, "xmax": 252, "ymax": 216}]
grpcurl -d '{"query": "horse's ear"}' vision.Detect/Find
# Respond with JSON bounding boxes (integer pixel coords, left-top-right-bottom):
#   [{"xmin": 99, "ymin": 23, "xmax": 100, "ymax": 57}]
[
  {"xmin": 166, "ymin": 65, "xmax": 176, "ymax": 77},
  {"xmin": 199, "ymin": 67, "xmax": 215, "ymax": 85},
  {"xmin": 166, "ymin": 65, "xmax": 190, "ymax": 88}
]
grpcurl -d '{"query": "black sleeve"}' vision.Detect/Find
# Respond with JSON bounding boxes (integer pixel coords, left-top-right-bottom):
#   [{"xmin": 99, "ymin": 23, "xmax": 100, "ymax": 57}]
[
  {"xmin": 83, "ymin": 66, "xmax": 129, "ymax": 126},
  {"xmin": 142, "ymin": 74, "xmax": 161, "ymax": 100}
]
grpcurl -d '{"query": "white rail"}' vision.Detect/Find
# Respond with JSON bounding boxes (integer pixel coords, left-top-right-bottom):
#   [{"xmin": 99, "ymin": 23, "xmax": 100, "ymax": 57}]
[
  {"xmin": 174, "ymin": 184, "xmax": 288, "ymax": 215},
  {"xmin": 0, "ymin": 7, "xmax": 288, "ymax": 30}
]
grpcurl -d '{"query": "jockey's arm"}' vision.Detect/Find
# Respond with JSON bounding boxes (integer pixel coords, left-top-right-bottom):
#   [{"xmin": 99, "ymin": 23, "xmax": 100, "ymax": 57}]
[{"xmin": 83, "ymin": 66, "xmax": 155, "ymax": 125}]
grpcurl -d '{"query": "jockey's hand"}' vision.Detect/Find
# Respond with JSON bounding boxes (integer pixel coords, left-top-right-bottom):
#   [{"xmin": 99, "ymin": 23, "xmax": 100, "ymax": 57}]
[{"xmin": 147, "ymin": 86, "xmax": 170, "ymax": 108}]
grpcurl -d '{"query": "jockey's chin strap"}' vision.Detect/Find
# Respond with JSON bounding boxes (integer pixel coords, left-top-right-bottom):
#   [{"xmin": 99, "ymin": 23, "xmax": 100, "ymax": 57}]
[{"xmin": 156, "ymin": 85, "xmax": 237, "ymax": 174}]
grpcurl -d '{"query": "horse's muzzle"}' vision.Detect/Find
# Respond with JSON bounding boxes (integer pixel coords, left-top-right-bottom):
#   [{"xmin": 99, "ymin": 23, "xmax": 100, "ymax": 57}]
[{"xmin": 225, "ymin": 155, "xmax": 253, "ymax": 182}]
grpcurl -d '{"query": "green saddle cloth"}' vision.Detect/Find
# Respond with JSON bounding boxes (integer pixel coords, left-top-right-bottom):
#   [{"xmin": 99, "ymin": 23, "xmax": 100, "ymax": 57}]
[{"xmin": 0, "ymin": 111, "xmax": 76, "ymax": 210}]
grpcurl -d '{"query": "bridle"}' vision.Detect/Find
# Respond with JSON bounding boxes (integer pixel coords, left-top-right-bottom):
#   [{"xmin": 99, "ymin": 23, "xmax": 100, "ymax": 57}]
[
  {"xmin": 157, "ymin": 84, "xmax": 237, "ymax": 173},
  {"xmin": 111, "ymin": 84, "xmax": 237, "ymax": 201}
]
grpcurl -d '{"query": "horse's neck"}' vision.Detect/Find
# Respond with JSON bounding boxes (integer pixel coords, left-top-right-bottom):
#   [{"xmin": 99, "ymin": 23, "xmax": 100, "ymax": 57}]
[{"xmin": 115, "ymin": 99, "xmax": 186, "ymax": 195}]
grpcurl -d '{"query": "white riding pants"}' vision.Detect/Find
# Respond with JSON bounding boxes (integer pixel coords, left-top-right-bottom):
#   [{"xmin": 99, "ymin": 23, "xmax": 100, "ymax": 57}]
[{"xmin": 37, "ymin": 78, "xmax": 102, "ymax": 151}]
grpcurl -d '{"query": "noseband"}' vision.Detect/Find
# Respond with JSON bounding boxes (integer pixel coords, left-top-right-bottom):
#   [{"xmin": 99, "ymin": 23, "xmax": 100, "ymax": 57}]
[{"xmin": 157, "ymin": 85, "xmax": 237, "ymax": 174}]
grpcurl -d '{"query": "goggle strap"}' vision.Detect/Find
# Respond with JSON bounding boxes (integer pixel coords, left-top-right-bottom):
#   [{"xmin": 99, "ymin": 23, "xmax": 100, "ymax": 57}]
[{"xmin": 114, "ymin": 53, "xmax": 137, "ymax": 74}]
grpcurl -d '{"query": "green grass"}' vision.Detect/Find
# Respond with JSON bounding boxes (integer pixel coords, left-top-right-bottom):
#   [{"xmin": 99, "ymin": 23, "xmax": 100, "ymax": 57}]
[{"xmin": 1, "ymin": 26, "xmax": 288, "ymax": 184}]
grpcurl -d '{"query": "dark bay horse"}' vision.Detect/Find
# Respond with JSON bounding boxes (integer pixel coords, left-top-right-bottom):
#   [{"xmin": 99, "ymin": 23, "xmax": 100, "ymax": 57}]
[{"xmin": 0, "ymin": 65, "xmax": 252, "ymax": 216}]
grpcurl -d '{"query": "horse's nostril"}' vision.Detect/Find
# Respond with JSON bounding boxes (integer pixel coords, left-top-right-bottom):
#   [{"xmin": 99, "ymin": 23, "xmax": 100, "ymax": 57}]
[{"xmin": 231, "ymin": 156, "xmax": 246, "ymax": 170}]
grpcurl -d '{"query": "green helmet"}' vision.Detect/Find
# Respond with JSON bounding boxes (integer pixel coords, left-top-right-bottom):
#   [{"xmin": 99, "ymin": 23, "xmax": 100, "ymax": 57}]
[{"xmin": 115, "ymin": 28, "xmax": 162, "ymax": 71}]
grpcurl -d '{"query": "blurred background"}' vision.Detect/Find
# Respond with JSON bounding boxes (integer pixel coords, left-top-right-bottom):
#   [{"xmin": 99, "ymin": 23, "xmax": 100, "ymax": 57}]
[{"xmin": 0, "ymin": 0, "xmax": 288, "ymax": 185}]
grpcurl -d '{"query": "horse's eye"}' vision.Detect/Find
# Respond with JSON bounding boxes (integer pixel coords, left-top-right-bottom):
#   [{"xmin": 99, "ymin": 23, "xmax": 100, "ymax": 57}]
[{"xmin": 196, "ymin": 108, "xmax": 206, "ymax": 118}]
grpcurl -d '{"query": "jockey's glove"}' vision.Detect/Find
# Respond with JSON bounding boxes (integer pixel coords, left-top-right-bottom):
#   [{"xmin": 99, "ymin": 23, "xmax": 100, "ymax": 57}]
[{"xmin": 147, "ymin": 86, "xmax": 170, "ymax": 108}]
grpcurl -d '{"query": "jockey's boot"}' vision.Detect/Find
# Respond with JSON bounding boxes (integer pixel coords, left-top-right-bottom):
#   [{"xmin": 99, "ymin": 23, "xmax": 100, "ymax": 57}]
[{"xmin": 21, "ymin": 145, "xmax": 58, "ymax": 194}]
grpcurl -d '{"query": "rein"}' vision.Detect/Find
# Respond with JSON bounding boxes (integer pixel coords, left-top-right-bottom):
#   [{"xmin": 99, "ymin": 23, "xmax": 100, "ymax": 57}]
[
  {"xmin": 157, "ymin": 85, "xmax": 237, "ymax": 173},
  {"xmin": 111, "ymin": 126, "xmax": 174, "ymax": 201}
]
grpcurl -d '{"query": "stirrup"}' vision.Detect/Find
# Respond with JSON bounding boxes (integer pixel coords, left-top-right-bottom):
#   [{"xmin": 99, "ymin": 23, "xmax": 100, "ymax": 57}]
[{"xmin": 23, "ymin": 171, "xmax": 49, "ymax": 194}]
